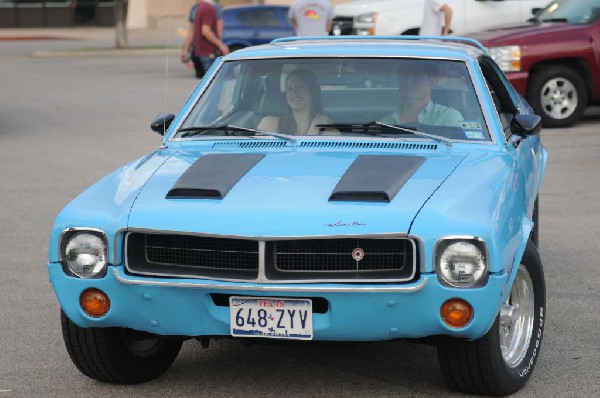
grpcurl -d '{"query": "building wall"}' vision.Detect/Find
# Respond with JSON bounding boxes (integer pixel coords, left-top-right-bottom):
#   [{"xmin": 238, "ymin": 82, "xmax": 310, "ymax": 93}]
[
  {"xmin": 0, "ymin": 0, "xmax": 352, "ymax": 29},
  {"xmin": 133, "ymin": 0, "xmax": 352, "ymax": 29}
]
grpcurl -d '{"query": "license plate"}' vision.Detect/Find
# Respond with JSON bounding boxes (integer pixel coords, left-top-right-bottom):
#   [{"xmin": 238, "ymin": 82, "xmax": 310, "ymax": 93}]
[{"xmin": 229, "ymin": 296, "xmax": 313, "ymax": 340}]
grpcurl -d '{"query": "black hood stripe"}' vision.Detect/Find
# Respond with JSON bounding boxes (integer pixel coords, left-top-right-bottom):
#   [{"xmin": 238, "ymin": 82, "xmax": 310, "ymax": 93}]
[
  {"xmin": 329, "ymin": 155, "xmax": 426, "ymax": 203},
  {"xmin": 166, "ymin": 154, "xmax": 265, "ymax": 199}
]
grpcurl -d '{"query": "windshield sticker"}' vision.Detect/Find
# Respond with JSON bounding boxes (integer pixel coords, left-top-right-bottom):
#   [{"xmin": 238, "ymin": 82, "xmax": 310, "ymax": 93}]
[
  {"xmin": 461, "ymin": 121, "xmax": 482, "ymax": 130},
  {"xmin": 465, "ymin": 130, "xmax": 486, "ymax": 140}
]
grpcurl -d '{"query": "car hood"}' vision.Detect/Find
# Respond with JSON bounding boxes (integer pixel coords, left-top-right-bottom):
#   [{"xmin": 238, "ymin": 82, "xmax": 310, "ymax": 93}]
[
  {"xmin": 467, "ymin": 21, "xmax": 573, "ymax": 46},
  {"xmin": 127, "ymin": 149, "xmax": 467, "ymax": 237},
  {"xmin": 335, "ymin": 0, "xmax": 414, "ymax": 16}
]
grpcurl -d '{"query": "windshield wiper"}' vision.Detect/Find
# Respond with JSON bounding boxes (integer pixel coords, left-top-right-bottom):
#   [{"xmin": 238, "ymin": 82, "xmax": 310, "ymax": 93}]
[
  {"xmin": 316, "ymin": 121, "xmax": 452, "ymax": 146},
  {"xmin": 315, "ymin": 121, "xmax": 390, "ymax": 137},
  {"xmin": 178, "ymin": 125, "xmax": 295, "ymax": 141},
  {"xmin": 376, "ymin": 122, "xmax": 452, "ymax": 147}
]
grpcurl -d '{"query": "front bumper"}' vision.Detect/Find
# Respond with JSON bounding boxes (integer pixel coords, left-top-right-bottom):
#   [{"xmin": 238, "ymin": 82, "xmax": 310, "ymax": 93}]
[{"xmin": 49, "ymin": 263, "xmax": 507, "ymax": 341}]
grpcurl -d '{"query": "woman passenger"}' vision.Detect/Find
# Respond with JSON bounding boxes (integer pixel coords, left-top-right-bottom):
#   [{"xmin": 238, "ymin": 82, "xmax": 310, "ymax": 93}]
[{"xmin": 258, "ymin": 70, "xmax": 334, "ymax": 135}]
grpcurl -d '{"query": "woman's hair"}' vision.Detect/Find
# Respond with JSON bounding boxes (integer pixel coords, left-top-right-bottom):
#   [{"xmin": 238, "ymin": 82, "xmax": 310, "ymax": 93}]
[{"xmin": 279, "ymin": 69, "xmax": 324, "ymax": 134}]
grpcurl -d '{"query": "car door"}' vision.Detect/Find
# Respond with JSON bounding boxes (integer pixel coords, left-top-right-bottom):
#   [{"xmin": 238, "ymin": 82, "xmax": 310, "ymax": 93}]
[{"xmin": 479, "ymin": 56, "xmax": 543, "ymax": 224}]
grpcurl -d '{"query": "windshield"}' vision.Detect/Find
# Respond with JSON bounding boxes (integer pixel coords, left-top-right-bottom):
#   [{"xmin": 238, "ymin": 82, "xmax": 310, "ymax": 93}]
[
  {"xmin": 534, "ymin": 0, "xmax": 600, "ymax": 24},
  {"xmin": 177, "ymin": 57, "xmax": 491, "ymax": 143}
]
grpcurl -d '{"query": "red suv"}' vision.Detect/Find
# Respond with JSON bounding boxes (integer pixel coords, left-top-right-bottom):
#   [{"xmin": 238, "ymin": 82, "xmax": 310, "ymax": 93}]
[{"xmin": 468, "ymin": 0, "xmax": 600, "ymax": 127}]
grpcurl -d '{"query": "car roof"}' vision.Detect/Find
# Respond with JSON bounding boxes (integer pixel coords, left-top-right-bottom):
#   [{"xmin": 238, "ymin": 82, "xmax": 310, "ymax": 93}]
[{"xmin": 224, "ymin": 37, "xmax": 487, "ymax": 62}]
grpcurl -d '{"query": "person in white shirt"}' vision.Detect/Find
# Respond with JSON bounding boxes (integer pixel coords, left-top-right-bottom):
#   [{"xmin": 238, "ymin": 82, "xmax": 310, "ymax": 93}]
[{"xmin": 420, "ymin": 0, "xmax": 452, "ymax": 36}]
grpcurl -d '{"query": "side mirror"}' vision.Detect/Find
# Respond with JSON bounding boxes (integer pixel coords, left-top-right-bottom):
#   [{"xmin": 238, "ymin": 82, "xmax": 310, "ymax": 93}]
[
  {"xmin": 511, "ymin": 114, "xmax": 542, "ymax": 136},
  {"xmin": 532, "ymin": 7, "xmax": 542, "ymax": 16},
  {"xmin": 150, "ymin": 113, "xmax": 175, "ymax": 136}
]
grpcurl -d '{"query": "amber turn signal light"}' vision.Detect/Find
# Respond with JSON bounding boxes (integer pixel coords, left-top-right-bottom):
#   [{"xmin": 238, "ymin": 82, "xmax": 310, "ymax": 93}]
[
  {"xmin": 80, "ymin": 288, "xmax": 110, "ymax": 318},
  {"xmin": 441, "ymin": 299, "xmax": 473, "ymax": 328}
]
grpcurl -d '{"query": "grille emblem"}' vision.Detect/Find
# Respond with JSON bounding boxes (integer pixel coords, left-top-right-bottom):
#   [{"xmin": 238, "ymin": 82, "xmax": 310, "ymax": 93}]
[{"xmin": 352, "ymin": 248, "xmax": 365, "ymax": 262}]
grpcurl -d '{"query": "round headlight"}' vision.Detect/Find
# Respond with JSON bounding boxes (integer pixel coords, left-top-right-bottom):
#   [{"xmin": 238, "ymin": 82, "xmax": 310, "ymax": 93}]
[
  {"xmin": 64, "ymin": 233, "xmax": 107, "ymax": 278},
  {"xmin": 437, "ymin": 240, "xmax": 487, "ymax": 288}
]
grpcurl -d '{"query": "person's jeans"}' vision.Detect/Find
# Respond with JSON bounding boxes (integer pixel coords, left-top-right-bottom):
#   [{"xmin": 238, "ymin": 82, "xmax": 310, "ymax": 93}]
[
  {"xmin": 191, "ymin": 55, "xmax": 205, "ymax": 79},
  {"xmin": 200, "ymin": 55, "xmax": 217, "ymax": 75}
]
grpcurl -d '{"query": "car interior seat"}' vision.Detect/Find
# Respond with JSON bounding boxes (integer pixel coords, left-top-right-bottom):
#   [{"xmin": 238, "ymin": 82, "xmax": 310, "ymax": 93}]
[
  {"xmin": 226, "ymin": 72, "xmax": 285, "ymax": 129},
  {"xmin": 432, "ymin": 74, "xmax": 483, "ymax": 123},
  {"xmin": 255, "ymin": 72, "xmax": 286, "ymax": 122}
]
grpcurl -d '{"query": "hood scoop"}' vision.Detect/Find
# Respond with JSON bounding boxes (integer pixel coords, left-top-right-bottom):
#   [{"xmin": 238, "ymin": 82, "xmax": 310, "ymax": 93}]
[
  {"xmin": 166, "ymin": 153, "xmax": 265, "ymax": 199},
  {"xmin": 329, "ymin": 155, "xmax": 425, "ymax": 202}
]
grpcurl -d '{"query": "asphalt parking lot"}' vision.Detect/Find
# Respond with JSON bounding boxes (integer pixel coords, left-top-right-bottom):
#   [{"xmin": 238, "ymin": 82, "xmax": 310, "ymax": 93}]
[{"xmin": 0, "ymin": 29, "xmax": 599, "ymax": 397}]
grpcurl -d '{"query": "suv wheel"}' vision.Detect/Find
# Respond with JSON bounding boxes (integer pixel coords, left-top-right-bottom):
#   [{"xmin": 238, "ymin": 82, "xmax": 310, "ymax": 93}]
[
  {"xmin": 61, "ymin": 311, "xmax": 183, "ymax": 384},
  {"xmin": 229, "ymin": 45, "xmax": 246, "ymax": 52},
  {"xmin": 528, "ymin": 66, "xmax": 587, "ymax": 128},
  {"xmin": 437, "ymin": 240, "xmax": 546, "ymax": 396}
]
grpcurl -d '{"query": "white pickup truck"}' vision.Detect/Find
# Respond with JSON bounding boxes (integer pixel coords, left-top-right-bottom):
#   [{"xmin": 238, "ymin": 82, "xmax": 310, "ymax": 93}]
[{"xmin": 331, "ymin": 0, "xmax": 550, "ymax": 36}]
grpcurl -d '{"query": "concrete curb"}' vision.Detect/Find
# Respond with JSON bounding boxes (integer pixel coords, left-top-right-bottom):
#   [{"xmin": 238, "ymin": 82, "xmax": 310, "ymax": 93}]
[
  {"xmin": 0, "ymin": 36, "xmax": 77, "ymax": 41},
  {"xmin": 0, "ymin": 26, "xmax": 186, "ymax": 43},
  {"xmin": 31, "ymin": 47, "xmax": 180, "ymax": 58}
]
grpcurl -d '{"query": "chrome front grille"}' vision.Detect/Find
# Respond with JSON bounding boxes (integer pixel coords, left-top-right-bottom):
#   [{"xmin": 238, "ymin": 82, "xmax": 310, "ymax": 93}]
[
  {"xmin": 269, "ymin": 238, "xmax": 411, "ymax": 276},
  {"xmin": 125, "ymin": 232, "xmax": 417, "ymax": 283},
  {"xmin": 145, "ymin": 234, "xmax": 258, "ymax": 270},
  {"xmin": 126, "ymin": 233, "xmax": 259, "ymax": 280}
]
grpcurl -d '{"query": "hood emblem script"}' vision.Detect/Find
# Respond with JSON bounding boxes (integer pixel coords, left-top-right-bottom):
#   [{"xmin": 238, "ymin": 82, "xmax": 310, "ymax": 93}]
[
  {"xmin": 324, "ymin": 221, "xmax": 366, "ymax": 227},
  {"xmin": 352, "ymin": 248, "xmax": 365, "ymax": 262}
]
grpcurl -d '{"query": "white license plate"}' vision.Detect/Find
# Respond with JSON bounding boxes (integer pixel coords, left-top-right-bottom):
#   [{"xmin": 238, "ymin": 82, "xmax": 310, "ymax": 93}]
[{"xmin": 229, "ymin": 296, "xmax": 313, "ymax": 340}]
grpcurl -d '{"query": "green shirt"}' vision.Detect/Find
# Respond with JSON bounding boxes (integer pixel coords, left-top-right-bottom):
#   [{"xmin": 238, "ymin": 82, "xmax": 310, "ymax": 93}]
[{"xmin": 380, "ymin": 101, "xmax": 463, "ymax": 126}]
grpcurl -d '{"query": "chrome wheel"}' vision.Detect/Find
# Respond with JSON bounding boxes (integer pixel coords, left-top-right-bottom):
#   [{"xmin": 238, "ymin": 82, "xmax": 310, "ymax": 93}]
[
  {"xmin": 540, "ymin": 77, "xmax": 578, "ymax": 120},
  {"xmin": 499, "ymin": 265, "xmax": 535, "ymax": 368}
]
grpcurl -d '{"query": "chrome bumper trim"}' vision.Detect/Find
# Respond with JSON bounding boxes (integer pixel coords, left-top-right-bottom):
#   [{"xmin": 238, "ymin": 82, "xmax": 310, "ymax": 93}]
[{"xmin": 112, "ymin": 268, "xmax": 427, "ymax": 293}]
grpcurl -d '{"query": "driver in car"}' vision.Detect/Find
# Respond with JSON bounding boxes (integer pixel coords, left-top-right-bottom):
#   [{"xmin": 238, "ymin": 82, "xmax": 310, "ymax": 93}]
[{"xmin": 381, "ymin": 61, "xmax": 463, "ymax": 126}]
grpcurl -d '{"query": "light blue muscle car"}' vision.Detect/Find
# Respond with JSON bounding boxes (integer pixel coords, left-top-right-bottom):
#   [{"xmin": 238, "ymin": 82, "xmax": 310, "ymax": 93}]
[{"xmin": 49, "ymin": 36, "xmax": 547, "ymax": 395}]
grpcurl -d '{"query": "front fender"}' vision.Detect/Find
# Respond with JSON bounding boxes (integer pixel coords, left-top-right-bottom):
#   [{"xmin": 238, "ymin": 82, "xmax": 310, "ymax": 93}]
[
  {"xmin": 501, "ymin": 216, "xmax": 534, "ymax": 304},
  {"xmin": 47, "ymin": 150, "xmax": 173, "ymax": 263}
]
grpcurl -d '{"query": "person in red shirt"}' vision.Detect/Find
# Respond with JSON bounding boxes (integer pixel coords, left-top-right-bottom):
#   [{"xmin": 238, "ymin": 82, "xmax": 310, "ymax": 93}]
[
  {"xmin": 182, "ymin": 1, "xmax": 229, "ymax": 77},
  {"xmin": 181, "ymin": 0, "xmax": 224, "ymax": 78}
]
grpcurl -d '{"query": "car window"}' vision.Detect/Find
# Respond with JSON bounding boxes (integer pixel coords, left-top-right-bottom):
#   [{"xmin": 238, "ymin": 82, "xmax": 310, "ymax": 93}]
[
  {"xmin": 534, "ymin": 0, "xmax": 600, "ymax": 24},
  {"xmin": 479, "ymin": 57, "xmax": 520, "ymax": 139},
  {"xmin": 178, "ymin": 58, "xmax": 491, "ymax": 142},
  {"xmin": 236, "ymin": 9, "xmax": 281, "ymax": 28}
]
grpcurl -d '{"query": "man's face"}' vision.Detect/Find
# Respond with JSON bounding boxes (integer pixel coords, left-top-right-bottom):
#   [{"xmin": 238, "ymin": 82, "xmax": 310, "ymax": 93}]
[{"xmin": 398, "ymin": 70, "xmax": 435, "ymax": 100}]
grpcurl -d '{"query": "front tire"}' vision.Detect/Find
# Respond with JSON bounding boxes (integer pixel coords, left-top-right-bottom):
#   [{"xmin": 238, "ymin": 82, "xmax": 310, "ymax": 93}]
[
  {"xmin": 61, "ymin": 311, "xmax": 183, "ymax": 384},
  {"xmin": 527, "ymin": 66, "xmax": 587, "ymax": 128},
  {"xmin": 437, "ymin": 240, "xmax": 546, "ymax": 396}
]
